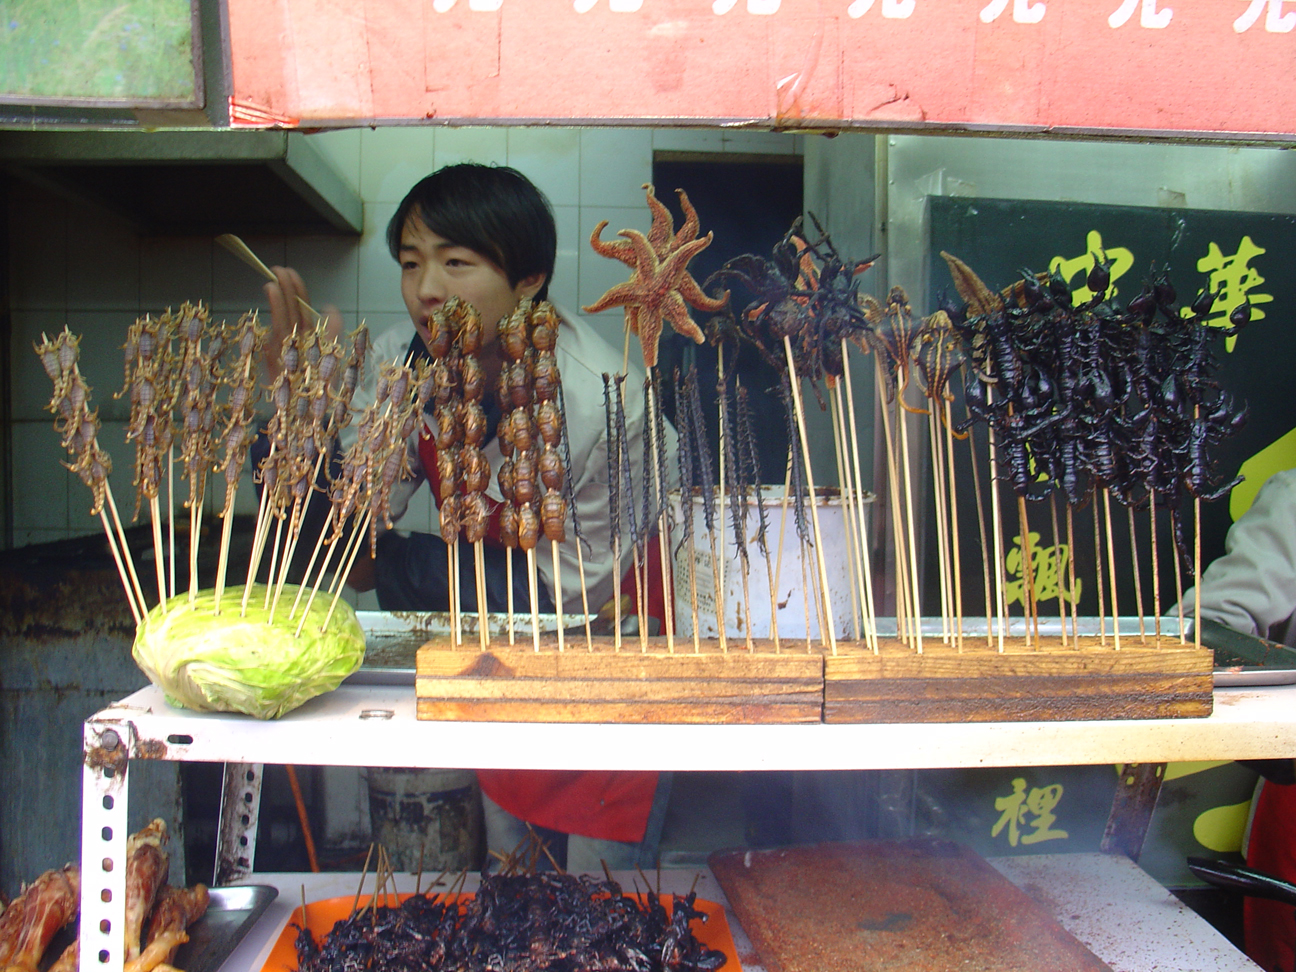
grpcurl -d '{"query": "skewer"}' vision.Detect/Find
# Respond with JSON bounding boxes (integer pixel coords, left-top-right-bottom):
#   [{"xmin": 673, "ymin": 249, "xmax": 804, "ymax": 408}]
[
  {"xmin": 167, "ymin": 450, "xmax": 176, "ymax": 599},
  {"xmin": 322, "ymin": 508, "xmax": 373, "ymax": 631},
  {"xmin": 942, "ymin": 400, "xmax": 964, "ymax": 652},
  {"xmin": 100, "ymin": 508, "xmax": 143, "ymax": 625},
  {"xmin": 875, "ymin": 361, "xmax": 912, "ymax": 646},
  {"xmin": 506, "ymin": 547, "xmax": 516, "ymax": 646},
  {"xmin": 1016, "ymin": 495, "xmax": 1036, "ymax": 648},
  {"xmin": 549, "ymin": 540, "xmax": 564, "ymax": 652},
  {"xmin": 289, "ymin": 508, "xmax": 335, "ymax": 620},
  {"xmin": 1127, "ymin": 505, "xmax": 1146, "ymax": 643},
  {"xmin": 476, "ymin": 540, "xmax": 491, "ymax": 652},
  {"xmin": 148, "ymin": 495, "xmax": 168, "ymax": 606},
  {"xmin": 106, "ymin": 479, "xmax": 149, "ymax": 614},
  {"xmin": 985, "ymin": 401, "xmax": 1006, "ymax": 652},
  {"xmin": 963, "ymin": 397, "xmax": 994, "ymax": 648},
  {"xmin": 1049, "ymin": 495, "xmax": 1067, "ymax": 648},
  {"xmin": 527, "ymin": 546, "xmax": 541, "ymax": 653},
  {"xmin": 1150, "ymin": 504, "xmax": 1162, "ymax": 641},
  {"xmin": 927, "ymin": 405, "xmax": 951, "ymax": 644},
  {"xmin": 1092, "ymin": 498, "xmax": 1107, "ymax": 647},
  {"xmin": 783, "ymin": 335, "xmax": 836, "ymax": 655},
  {"xmin": 1194, "ymin": 493, "xmax": 1202, "ymax": 651},
  {"xmin": 1103, "ymin": 489, "xmax": 1121, "ymax": 650},
  {"xmin": 842, "ymin": 343, "xmax": 878, "ymax": 654},
  {"xmin": 895, "ymin": 392, "xmax": 925, "ymax": 654},
  {"xmin": 829, "ymin": 386, "xmax": 862, "ymax": 642},
  {"xmin": 1066, "ymin": 503, "xmax": 1080, "ymax": 644},
  {"xmin": 645, "ymin": 375, "xmax": 674, "ymax": 653}
]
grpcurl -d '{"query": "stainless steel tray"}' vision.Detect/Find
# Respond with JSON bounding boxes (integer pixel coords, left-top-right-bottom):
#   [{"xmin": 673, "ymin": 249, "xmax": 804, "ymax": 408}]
[{"xmin": 174, "ymin": 885, "xmax": 279, "ymax": 972}]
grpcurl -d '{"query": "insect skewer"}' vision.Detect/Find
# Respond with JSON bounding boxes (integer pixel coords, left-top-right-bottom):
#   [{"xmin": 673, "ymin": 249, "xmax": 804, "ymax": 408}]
[
  {"xmin": 875, "ymin": 361, "xmax": 912, "ymax": 646},
  {"xmin": 1049, "ymin": 496, "xmax": 1067, "ymax": 648},
  {"xmin": 942, "ymin": 400, "xmax": 965, "ymax": 652},
  {"xmin": 477, "ymin": 540, "xmax": 491, "ymax": 653},
  {"xmin": 1092, "ymin": 501, "xmax": 1107, "ymax": 647}
]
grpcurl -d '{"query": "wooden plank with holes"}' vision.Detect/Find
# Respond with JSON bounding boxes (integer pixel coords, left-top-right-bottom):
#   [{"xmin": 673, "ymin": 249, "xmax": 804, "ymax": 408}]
[
  {"xmin": 824, "ymin": 638, "xmax": 1214, "ymax": 723},
  {"xmin": 415, "ymin": 640, "xmax": 824, "ymax": 724}
]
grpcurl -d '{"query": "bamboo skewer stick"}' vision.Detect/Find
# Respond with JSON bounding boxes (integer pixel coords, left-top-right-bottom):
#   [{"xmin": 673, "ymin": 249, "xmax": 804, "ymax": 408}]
[
  {"xmin": 645, "ymin": 376, "xmax": 674, "ymax": 653},
  {"xmin": 549, "ymin": 541, "xmax": 564, "ymax": 653},
  {"xmin": 322, "ymin": 509, "xmax": 372, "ymax": 632},
  {"xmin": 574, "ymin": 539, "xmax": 593, "ymax": 651},
  {"xmin": 106, "ymin": 481, "xmax": 149, "ymax": 615},
  {"xmin": 986, "ymin": 421, "xmax": 1006, "ymax": 651},
  {"xmin": 506, "ymin": 547, "xmax": 516, "ymax": 647},
  {"xmin": 783, "ymin": 336, "xmax": 837, "ymax": 655},
  {"xmin": 943, "ymin": 402, "xmax": 965, "ymax": 652},
  {"xmin": 895, "ymin": 395, "xmax": 924, "ymax": 654},
  {"xmin": 1093, "ymin": 499, "xmax": 1107, "ymax": 647},
  {"xmin": 1016, "ymin": 495, "xmax": 1036, "ymax": 648},
  {"xmin": 1067, "ymin": 503, "xmax": 1080, "ymax": 642},
  {"xmin": 1194, "ymin": 494, "xmax": 1202, "ymax": 652},
  {"xmin": 929, "ymin": 406, "xmax": 952, "ymax": 644},
  {"xmin": 1150, "ymin": 505, "xmax": 1162, "ymax": 641},
  {"xmin": 773, "ymin": 457, "xmax": 794, "ymax": 655},
  {"xmin": 964, "ymin": 409, "xmax": 994, "ymax": 648},
  {"xmin": 100, "ymin": 508, "xmax": 143, "ymax": 625},
  {"xmin": 842, "ymin": 342, "xmax": 877, "ymax": 653},
  {"xmin": 1103, "ymin": 489, "xmax": 1122, "ymax": 650},
  {"xmin": 477, "ymin": 540, "xmax": 491, "ymax": 652},
  {"xmin": 1175, "ymin": 532, "xmax": 1186, "ymax": 644},
  {"xmin": 263, "ymin": 511, "xmax": 287, "ymax": 610},
  {"xmin": 527, "ymin": 546, "xmax": 541, "ymax": 653},
  {"xmin": 216, "ymin": 234, "xmax": 321, "ymax": 322},
  {"xmin": 167, "ymin": 450, "xmax": 176, "ymax": 599},
  {"xmin": 1049, "ymin": 495, "xmax": 1067, "ymax": 648},
  {"xmin": 829, "ymin": 386, "xmax": 862, "ymax": 642},
  {"xmin": 1128, "ymin": 505, "xmax": 1146, "ymax": 643},
  {"xmin": 875, "ymin": 362, "xmax": 911, "ymax": 646},
  {"xmin": 149, "ymin": 495, "xmax": 168, "ymax": 605},
  {"xmin": 290, "ymin": 509, "xmax": 335, "ymax": 620}
]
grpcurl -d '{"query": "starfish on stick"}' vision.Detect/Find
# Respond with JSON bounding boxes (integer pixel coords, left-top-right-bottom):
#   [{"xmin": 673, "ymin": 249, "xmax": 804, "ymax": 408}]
[{"xmin": 583, "ymin": 185, "xmax": 728, "ymax": 369}]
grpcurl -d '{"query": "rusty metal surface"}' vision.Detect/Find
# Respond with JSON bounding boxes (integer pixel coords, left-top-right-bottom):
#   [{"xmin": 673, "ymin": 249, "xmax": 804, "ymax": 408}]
[
  {"xmin": 1101, "ymin": 763, "xmax": 1166, "ymax": 861},
  {"xmin": 215, "ymin": 762, "xmax": 263, "ymax": 886},
  {"xmin": 0, "ymin": 548, "xmax": 182, "ymax": 896}
]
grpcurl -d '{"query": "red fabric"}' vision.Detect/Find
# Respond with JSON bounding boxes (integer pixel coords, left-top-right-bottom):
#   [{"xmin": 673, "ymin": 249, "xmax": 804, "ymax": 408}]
[
  {"xmin": 477, "ymin": 770, "xmax": 658, "ymax": 844},
  {"xmin": 1246, "ymin": 780, "xmax": 1296, "ymax": 972},
  {"xmin": 477, "ymin": 545, "xmax": 670, "ymax": 843},
  {"xmin": 417, "ymin": 426, "xmax": 660, "ymax": 844}
]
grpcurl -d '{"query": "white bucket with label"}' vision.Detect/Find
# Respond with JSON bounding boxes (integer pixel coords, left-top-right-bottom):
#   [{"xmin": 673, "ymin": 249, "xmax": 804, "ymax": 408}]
[
  {"xmin": 365, "ymin": 768, "xmax": 482, "ymax": 871},
  {"xmin": 670, "ymin": 486, "xmax": 871, "ymax": 640}
]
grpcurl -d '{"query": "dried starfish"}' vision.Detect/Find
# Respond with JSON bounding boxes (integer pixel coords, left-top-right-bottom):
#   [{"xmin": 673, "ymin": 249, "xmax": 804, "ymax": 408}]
[{"xmin": 583, "ymin": 228, "xmax": 725, "ymax": 368}]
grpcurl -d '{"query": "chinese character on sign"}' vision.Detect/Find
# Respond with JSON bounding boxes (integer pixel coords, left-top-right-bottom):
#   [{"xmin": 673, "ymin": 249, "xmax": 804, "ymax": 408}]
[
  {"xmin": 980, "ymin": 0, "xmax": 1046, "ymax": 23},
  {"xmin": 1234, "ymin": 0, "xmax": 1295, "ymax": 32},
  {"xmin": 1048, "ymin": 230, "xmax": 1135, "ymax": 306},
  {"xmin": 847, "ymin": 0, "xmax": 915, "ymax": 19},
  {"xmin": 1194, "ymin": 235, "xmax": 1271, "ymax": 352},
  {"xmin": 1108, "ymin": 0, "xmax": 1172, "ymax": 28},
  {"xmin": 1004, "ymin": 531, "xmax": 1081, "ymax": 608},
  {"xmin": 992, "ymin": 778, "xmax": 1070, "ymax": 847}
]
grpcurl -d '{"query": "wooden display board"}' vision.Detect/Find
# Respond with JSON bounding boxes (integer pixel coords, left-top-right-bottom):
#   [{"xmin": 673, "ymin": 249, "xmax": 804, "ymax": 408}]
[
  {"xmin": 415, "ymin": 636, "xmax": 1214, "ymax": 723},
  {"xmin": 227, "ymin": 0, "xmax": 1296, "ymax": 138}
]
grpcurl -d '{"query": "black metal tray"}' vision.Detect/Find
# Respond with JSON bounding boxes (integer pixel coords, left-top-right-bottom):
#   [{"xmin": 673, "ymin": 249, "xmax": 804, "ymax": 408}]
[
  {"xmin": 1199, "ymin": 618, "xmax": 1296, "ymax": 686},
  {"xmin": 174, "ymin": 885, "xmax": 279, "ymax": 972}
]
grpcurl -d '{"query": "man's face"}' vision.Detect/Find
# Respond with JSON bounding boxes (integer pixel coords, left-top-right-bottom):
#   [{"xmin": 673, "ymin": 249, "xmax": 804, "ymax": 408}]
[{"xmin": 399, "ymin": 214, "xmax": 544, "ymax": 356}]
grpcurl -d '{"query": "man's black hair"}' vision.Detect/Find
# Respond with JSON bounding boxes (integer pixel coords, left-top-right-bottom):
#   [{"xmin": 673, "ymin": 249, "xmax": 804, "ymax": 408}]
[{"xmin": 387, "ymin": 163, "xmax": 556, "ymax": 301}]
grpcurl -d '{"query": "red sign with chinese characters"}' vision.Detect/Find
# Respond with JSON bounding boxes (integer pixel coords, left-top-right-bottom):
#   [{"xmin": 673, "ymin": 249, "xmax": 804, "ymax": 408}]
[{"xmin": 226, "ymin": 0, "xmax": 1296, "ymax": 138}]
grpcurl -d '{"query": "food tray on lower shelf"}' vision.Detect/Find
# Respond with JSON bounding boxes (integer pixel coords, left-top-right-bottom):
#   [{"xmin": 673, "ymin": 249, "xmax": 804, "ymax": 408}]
[
  {"xmin": 258, "ymin": 892, "xmax": 740, "ymax": 972},
  {"xmin": 173, "ymin": 885, "xmax": 280, "ymax": 972}
]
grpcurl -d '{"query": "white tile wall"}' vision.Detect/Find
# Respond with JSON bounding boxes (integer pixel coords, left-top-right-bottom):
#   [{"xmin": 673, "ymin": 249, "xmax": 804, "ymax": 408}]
[{"xmin": 6, "ymin": 124, "xmax": 803, "ymax": 548}]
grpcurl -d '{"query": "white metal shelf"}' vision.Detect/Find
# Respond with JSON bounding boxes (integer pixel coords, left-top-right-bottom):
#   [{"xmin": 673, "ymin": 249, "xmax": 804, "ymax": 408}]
[
  {"xmin": 80, "ymin": 680, "xmax": 1296, "ymax": 972},
  {"xmin": 90, "ymin": 681, "xmax": 1296, "ymax": 771}
]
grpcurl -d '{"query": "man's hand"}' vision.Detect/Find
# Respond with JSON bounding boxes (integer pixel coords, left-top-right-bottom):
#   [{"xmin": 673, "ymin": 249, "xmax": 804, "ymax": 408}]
[{"xmin": 263, "ymin": 266, "xmax": 343, "ymax": 375}]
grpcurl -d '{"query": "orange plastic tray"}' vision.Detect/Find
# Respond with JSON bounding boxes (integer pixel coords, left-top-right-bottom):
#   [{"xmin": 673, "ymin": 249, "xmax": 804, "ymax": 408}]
[{"xmin": 261, "ymin": 891, "xmax": 741, "ymax": 972}]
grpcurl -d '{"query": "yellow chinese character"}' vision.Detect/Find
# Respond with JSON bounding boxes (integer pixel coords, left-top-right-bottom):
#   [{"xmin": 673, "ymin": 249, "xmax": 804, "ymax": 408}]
[
  {"xmin": 992, "ymin": 778, "xmax": 1070, "ymax": 848},
  {"xmin": 1004, "ymin": 531, "xmax": 1082, "ymax": 607},
  {"xmin": 1194, "ymin": 235, "xmax": 1272, "ymax": 352},
  {"xmin": 1049, "ymin": 230, "xmax": 1135, "ymax": 305},
  {"xmin": 1021, "ymin": 783, "xmax": 1069, "ymax": 844},
  {"xmin": 992, "ymin": 778, "xmax": 1029, "ymax": 847}
]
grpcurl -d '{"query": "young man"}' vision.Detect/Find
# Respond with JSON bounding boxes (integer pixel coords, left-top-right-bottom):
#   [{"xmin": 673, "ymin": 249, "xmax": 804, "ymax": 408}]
[{"xmin": 264, "ymin": 163, "xmax": 670, "ymax": 871}]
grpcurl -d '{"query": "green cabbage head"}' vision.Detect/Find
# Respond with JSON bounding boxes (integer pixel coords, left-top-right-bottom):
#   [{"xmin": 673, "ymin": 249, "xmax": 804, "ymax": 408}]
[{"xmin": 133, "ymin": 584, "xmax": 365, "ymax": 719}]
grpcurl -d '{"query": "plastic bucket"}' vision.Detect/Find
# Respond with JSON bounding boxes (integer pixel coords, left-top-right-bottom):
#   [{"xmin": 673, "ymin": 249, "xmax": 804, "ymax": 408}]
[
  {"xmin": 671, "ymin": 486, "xmax": 868, "ymax": 640},
  {"xmin": 365, "ymin": 768, "xmax": 482, "ymax": 871}
]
